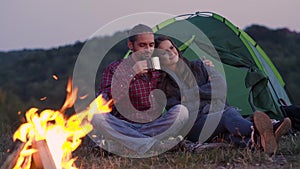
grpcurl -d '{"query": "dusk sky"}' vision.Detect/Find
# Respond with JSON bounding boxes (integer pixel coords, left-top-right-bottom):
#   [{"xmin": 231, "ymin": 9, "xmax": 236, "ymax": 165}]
[{"xmin": 1, "ymin": 0, "xmax": 299, "ymax": 51}]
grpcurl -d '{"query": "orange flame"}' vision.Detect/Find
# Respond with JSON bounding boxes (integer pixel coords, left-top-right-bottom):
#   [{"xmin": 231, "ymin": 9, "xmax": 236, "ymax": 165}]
[{"xmin": 12, "ymin": 78, "xmax": 112, "ymax": 169}]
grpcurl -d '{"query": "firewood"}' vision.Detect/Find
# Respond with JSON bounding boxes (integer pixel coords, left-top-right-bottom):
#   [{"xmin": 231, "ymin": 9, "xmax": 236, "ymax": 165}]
[
  {"xmin": 0, "ymin": 140, "xmax": 25, "ymax": 169},
  {"xmin": 32, "ymin": 140, "xmax": 57, "ymax": 169}
]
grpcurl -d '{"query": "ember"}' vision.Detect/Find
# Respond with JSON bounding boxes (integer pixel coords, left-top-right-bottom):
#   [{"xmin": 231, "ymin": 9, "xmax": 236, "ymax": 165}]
[{"xmin": 52, "ymin": 75, "xmax": 59, "ymax": 80}]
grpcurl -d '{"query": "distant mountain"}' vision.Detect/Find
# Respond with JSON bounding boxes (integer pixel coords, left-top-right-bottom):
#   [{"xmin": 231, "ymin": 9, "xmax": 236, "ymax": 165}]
[
  {"xmin": 0, "ymin": 25, "xmax": 299, "ymax": 124},
  {"xmin": 0, "ymin": 42, "xmax": 83, "ymax": 125},
  {"xmin": 0, "ymin": 31, "xmax": 129, "ymax": 125}
]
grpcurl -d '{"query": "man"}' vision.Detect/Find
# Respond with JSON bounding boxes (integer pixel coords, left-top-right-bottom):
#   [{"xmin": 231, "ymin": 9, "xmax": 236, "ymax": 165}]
[{"xmin": 92, "ymin": 24, "xmax": 189, "ymax": 156}]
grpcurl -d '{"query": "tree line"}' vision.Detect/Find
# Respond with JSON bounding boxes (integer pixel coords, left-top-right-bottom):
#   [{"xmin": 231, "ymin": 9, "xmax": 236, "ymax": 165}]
[{"xmin": 0, "ymin": 25, "xmax": 299, "ymax": 125}]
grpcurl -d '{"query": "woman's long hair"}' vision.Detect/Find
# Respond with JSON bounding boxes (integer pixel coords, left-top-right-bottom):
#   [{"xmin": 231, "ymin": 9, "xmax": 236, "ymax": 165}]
[{"xmin": 155, "ymin": 36, "xmax": 200, "ymax": 96}]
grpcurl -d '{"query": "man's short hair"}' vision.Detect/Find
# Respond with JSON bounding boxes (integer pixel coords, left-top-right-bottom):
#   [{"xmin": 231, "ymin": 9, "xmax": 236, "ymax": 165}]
[{"xmin": 128, "ymin": 24, "xmax": 153, "ymax": 42}]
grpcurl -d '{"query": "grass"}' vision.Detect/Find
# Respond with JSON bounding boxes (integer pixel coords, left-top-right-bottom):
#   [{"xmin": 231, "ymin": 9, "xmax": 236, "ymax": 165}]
[
  {"xmin": 0, "ymin": 123, "xmax": 17, "ymax": 162},
  {"xmin": 1, "ymin": 122, "xmax": 300, "ymax": 169},
  {"xmin": 73, "ymin": 131, "xmax": 300, "ymax": 169}
]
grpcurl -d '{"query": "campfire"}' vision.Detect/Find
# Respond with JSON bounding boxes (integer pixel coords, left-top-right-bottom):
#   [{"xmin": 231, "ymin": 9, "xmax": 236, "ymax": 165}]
[{"xmin": 1, "ymin": 78, "xmax": 112, "ymax": 169}]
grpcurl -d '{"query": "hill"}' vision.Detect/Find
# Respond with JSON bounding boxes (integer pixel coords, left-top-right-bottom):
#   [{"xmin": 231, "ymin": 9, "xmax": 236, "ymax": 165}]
[{"xmin": 0, "ymin": 25, "xmax": 299, "ymax": 124}]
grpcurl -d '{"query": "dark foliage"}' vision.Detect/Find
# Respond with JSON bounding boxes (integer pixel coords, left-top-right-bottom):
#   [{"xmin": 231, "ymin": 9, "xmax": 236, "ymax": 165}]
[
  {"xmin": 245, "ymin": 25, "xmax": 300, "ymax": 104},
  {"xmin": 0, "ymin": 26, "xmax": 299, "ymax": 125}
]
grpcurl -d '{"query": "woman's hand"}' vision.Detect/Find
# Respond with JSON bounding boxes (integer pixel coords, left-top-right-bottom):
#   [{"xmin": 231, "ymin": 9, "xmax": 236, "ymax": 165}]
[{"xmin": 202, "ymin": 56, "xmax": 214, "ymax": 67}]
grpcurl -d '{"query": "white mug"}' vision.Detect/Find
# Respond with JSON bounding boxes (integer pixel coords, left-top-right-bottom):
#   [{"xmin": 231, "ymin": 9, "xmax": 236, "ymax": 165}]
[{"xmin": 147, "ymin": 57, "xmax": 161, "ymax": 70}]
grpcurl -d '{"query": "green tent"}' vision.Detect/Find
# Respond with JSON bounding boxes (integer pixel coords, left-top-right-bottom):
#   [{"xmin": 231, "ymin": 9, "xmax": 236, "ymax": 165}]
[{"xmin": 152, "ymin": 12, "xmax": 291, "ymax": 119}]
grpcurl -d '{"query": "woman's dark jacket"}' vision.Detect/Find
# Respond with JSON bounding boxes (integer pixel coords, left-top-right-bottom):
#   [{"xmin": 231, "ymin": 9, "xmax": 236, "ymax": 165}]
[{"xmin": 157, "ymin": 60, "xmax": 228, "ymax": 117}]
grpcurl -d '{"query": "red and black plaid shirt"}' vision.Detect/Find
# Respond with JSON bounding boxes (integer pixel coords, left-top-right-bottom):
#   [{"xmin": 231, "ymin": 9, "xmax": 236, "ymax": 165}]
[{"xmin": 98, "ymin": 57, "xmax": 162, "ymax": 123}]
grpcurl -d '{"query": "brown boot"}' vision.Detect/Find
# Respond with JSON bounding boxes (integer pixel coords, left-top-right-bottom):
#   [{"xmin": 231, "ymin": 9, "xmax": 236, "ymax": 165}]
[
  {"xmin": 253, "ymin": 111, "xmax": 277, "ymax": 155},
  {"xmin": 274, "ymin": 117, "xmax": 291, "ymax": 144}
]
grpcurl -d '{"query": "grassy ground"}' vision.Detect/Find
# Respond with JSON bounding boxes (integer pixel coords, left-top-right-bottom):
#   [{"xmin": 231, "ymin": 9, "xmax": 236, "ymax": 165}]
[
  {"xmin": 1, "ymin": 122, "xmax": 300, "ymax": 169},
  {"xmin": 73, "ymin": 135, "xmax": 300, "ymax": 169}
]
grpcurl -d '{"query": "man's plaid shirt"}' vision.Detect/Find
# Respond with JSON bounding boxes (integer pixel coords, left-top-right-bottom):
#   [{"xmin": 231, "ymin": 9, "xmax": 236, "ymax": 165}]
[{"xmin": 97, "ymin": 56, "xmax": 163, "ymax": 123}]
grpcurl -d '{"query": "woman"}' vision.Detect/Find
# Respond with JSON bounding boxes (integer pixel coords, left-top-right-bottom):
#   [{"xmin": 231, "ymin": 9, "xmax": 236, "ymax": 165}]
[{"xmin": 154, "ymin": 35, "xmax": 291, "ymax": 155}]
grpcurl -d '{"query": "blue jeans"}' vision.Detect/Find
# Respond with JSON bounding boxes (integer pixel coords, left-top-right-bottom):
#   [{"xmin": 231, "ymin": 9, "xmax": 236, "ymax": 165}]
[
  {"xmin": 91, "ymin": 104, "xmax": 189, "ymax": 155},
  {"xmin": 187, "ymin": 107, "xmax": 253, "ymax": 147}
]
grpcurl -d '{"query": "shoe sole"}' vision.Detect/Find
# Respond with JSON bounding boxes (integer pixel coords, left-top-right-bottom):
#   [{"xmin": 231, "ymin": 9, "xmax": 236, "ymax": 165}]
[
  {"xmin": 275, "ymin": 118, "xmax": 291, "ymax": 143},
  {"xmin": 253, "ymin": 111, "xmax": 277, "ymax": 155}
]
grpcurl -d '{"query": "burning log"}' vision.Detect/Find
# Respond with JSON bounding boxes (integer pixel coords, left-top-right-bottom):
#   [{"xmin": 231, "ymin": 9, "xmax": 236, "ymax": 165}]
[
  {"xmin": 1, "ymin": 140, "xmax": 59, "ymax": 169},
  {"xmin": 32, "ymin": 140, "xmax": 57, "ymax": 169},
  {"xmin": 0, "ymin": 140, "xmax": 57, "ymax": 169},
  {"xmin": 0, "ymin": 141, "xmax": 25, "ymax": 169}
]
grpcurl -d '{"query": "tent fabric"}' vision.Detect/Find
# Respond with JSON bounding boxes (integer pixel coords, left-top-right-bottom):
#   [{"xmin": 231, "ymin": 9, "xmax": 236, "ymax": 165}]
[{"xmin": 153, "ymin": 12, "xmax": 291, "ymax": 119}]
